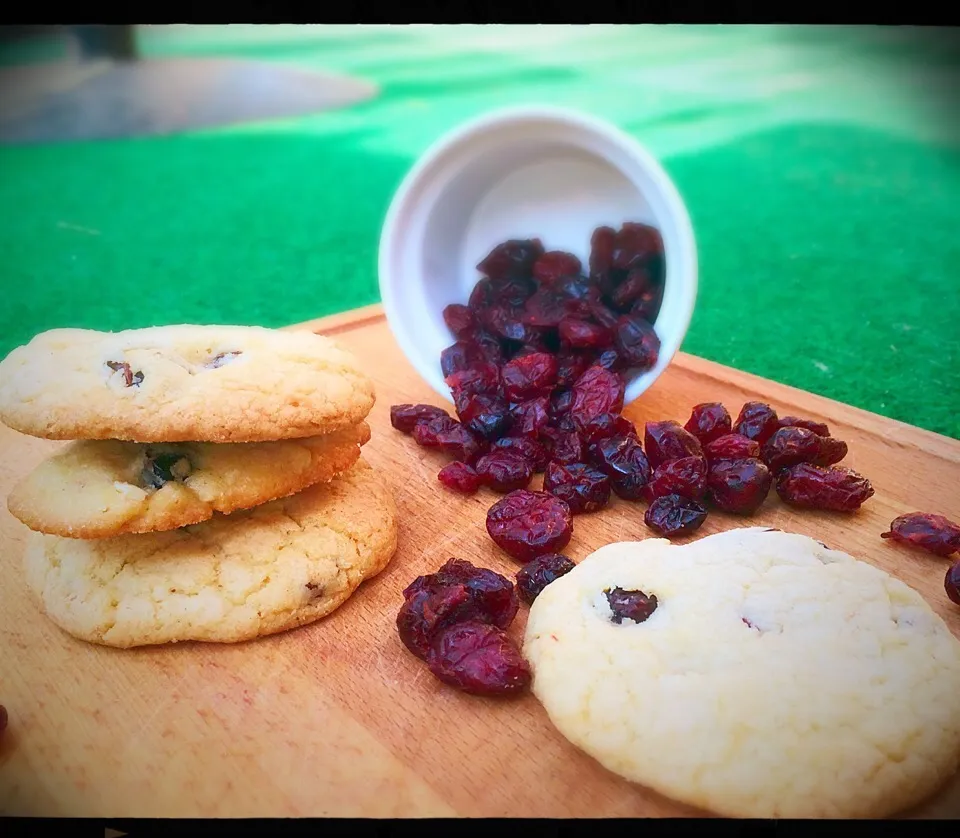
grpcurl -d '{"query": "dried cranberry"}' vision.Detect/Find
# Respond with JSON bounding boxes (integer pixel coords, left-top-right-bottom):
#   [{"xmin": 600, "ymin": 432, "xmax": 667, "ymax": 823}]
[
  {"xmin": 595, "ymin": 347, "xmax": 623, "ymax": 372},
  {"xmin": 549, "ymin": 387, "xmax": 575, "ymax": 418},
  {"xmin": 630, "ymin": 284, "xmax": 664, "ymax": 324},
  {"xmin": 612, "ymin": 222, "xmax": 664, "ymax": 272},
  {"xmin": 643, "ymin": 456, "xmax": 707, "ymax": 502},
  {"xmin": 533, "ymin": 251, "xmax": 582, "ymax": 284},
  {"xmin": 413, "ymin": 416, "xmax": 485, "ymax": 463},
  {"xmin": 574, "ymin": 411, "xmax": 637, "ymax": 445},
  {"xmin": 523, "ymin": 288, "xmax": 569, "ymax": 327},
  {"xmin": 397, "ymin": 558, "xmax": 519, "ymax": 661},
  {"xmin": 558, "ymin": 317, "xmax": 610, "ymax": 350},
  {"xmin": 390, "ymin": 404, "xmax": 449, "ymax": 434},
  {"xmin": 775, "ymin": 464, "xmax": 874, "ymax": 512},
  {"xmin": 477, "ymin": 239, "xmax": 544, "ymax": 281},
  {"xmin": 613, "ymin": 314, "xmax": 660, "ymax": 371},
  {"xmin": 486, "ymin": 490, "xmax": 573, "ymax": 562},
  {"xmin": 778, "ymin": 416, "xmax": 831, "ymax": 437},
  {"xmin": 610, "ymin": 268, "xmax": 652, "ymax": 311},
  {"xmin": 427, "ymin": 621, "xmax": 531, "ymax": 697},
  {"xmin": 812, "ymin": 437, "xmax": 848, "ymax": 466},
  {"xmin": 438, "ymin": 462, "xmax": 481, "ymax": 495},
  {"xmin": 456, "ymin": 394, "xmax": 513, "ymax": 441},
  {"xmin": 442, "ymin": 304, "xmax": 476, "ymax": 338},
  {"xmin": 141, "ymin": 451, "xmax": 191, "ymax": 489},
  {"xmin": 482, "ymin": 304, "xmax": 533, "ymax": 343},
  {"xmin": 734, "ymin": 401, "xmax": 780, "ymax": 444},
  {"xmin": 106, "ymin": 360, "xmax": 144, "ymax": 388},
  {"xmin": 703, "ymin": 433, "xmax": 760, "ymax": 463},
  {"xmin": 582, "ymin": 299, "xmax": 620, "ymax": 329},
  {"xmin": 605, "ymin": 587, "xmax": 658, "ymax": 624},
  {"xmin": 760, "ymin": 427, "xmax": 823, "ymax": 472},
  {"xmin": 706, "ymin": 458, "xmax": 772, "ymax": 514},
  {"xmin": 946, "ymin": 564, "xmax": 960, "ymax": 606},
  {"xmin": 440, "ymin": 341, "xmax": 474, "ymax": 377},
  {"xmin": 543, "ymin": 461, "xmax": 611, "ymax": 514},
  {"xmin": 881, "ymin": 513, "xmax": 960, "ymax": 558},
  {"xmin": 515, "ymin": 554, "xmax": 576, "ymax": 604},
  {"xmin": 475, "ymin": 451, "xmax": 533, "ymax": 493},
  {"xmin": 464, "ymin": 329, "xmax": 505, "ymax": 365},
  {"xmin": 684, "ymin": 403, "xmax": 732, "ymax": 444},
  {"xmin": 445, "ymin": 363, "xmax": 500, "ymax": 399},
  {"xmin": 589, "ymin": 225, "xmax": 616, "ymax": 281},
  {"xmin": 644, "ymin": 420, "xmax": 704, "ymax": 469},
  {"xmin": 553, "ymin": 273, "xmax": 600, "ymax": 303},
  {"xmin": 501, "ymin": 352, "xmax": 558, "ymax": 402},
  {"xmin": 587, "ymin": 434, "xmax": 651, "ymax": 501},
  {"xmin": 540, "ymin": 427, "xmax": 584, "ymax": 465},
  {"xmin": 492, "ymin": 436, "xmax": 549, "ymax": 472},
  {"xmin": 509, "ymin": 397, "xmax": 550, "ymax": 440},
  {"xmin": 570, "ymin": 365, "xmax": 624, "ymax": 425},
  {"xmin": 550, "ymin": 352, "xmax": 588, "ymax": 389},
  {"xmin": 644, "ymin": 494, "xmax": 708, "ymax": 538},
  {"xmin": 206, "ymin": 351, "xmax": 241, "ymax": 369}
]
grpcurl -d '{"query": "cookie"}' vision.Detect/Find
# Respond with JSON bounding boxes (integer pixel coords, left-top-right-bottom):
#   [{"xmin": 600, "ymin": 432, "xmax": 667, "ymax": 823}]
[
  {"xmin": 23, "ymin": 458, "xmax": 398, "ymax": 648},
  {"xmin": 8, "ymin": 422, "xmax": 371, "ymax": 539},
  {"xmin": 524, "ymin": 527, "xmax": 960, "ymax": 819},
  {"xmin": 0, "ymin": 325, "xmax": 375, "ymax": 442}
]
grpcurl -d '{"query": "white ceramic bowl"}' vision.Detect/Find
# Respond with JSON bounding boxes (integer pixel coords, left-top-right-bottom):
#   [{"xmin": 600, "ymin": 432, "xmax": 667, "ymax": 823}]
[{"xmin": 378, "ymin": 105, "xmax": 697, "ymax": 406}]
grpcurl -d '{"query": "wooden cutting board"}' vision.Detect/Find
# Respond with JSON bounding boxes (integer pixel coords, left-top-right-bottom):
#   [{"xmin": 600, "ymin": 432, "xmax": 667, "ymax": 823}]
[{"xmin": 2, "ymin": 304, "xmax": 959, "ymax": 819}]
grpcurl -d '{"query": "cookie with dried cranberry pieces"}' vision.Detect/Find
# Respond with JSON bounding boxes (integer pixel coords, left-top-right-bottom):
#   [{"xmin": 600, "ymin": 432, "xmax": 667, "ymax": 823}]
[
  {"xmin": 8, "ymin": 422, "xmax": 370, "ymax": 539},
  {"xmin": 23, "ymin": 458, "xmax": 398, "ymax": 648},
  {"xmin": 0, "ymin": 325, "xmax": 375, "ymax": 442},
  {"xmin": 524, "ymin": 527, "xmax": 960, "ymax": 819}
]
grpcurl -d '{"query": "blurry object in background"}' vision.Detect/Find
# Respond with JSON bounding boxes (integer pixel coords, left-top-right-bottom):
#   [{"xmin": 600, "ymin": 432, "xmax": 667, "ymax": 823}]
[{"xmin": 0, "ymin": 25, "xmax": 378, "ymax": 144}]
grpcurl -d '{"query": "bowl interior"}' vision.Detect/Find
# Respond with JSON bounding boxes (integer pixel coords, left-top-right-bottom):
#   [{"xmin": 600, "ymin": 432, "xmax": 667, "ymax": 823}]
[{"xmin": 381, "ymin": 111, "xmax": 696, "ymax": 406}]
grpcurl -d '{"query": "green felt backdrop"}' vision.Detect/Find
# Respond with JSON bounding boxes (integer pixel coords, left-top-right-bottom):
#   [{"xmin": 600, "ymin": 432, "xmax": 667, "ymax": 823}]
[{"xmin": 2, "ymin": 25, "xmax": 958, "ymax": 438}]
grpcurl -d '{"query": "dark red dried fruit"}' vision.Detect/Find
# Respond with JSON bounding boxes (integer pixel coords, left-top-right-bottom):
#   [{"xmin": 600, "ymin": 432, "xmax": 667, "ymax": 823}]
[
  {"xmin": 570, "ymin": 365, "xmax": 624, "ymax": 425},
  {"xmin": 630, "ymin": 284, "xmax": 664, "ymax": 324},
  {"xmin": 413, "ymin": 415, "xmax": 485, "ymax": 463},
  {"xmin": 533, "ymin": 250, "xmax": 582, "ymax": 284},
  {"xmin": 397, "ymin": 558, "xmax": 519, "ymax": 661},
  {"xmin": 515, "ymin": 554, "xmax": 576, "ymax": 604},
  {"xmin": 445, "ymin": 363, "xmax": 500, "ymax": 399},
  {"xmin": 437, "ymin": 462, "xmax": 481, "ymax": 495},
  {"xmin": 509, "ymin": 397, "xmax": 550, "ymax": 440},
  {"xmin": 554, "ymin": 352, "xmax": 592, "ymax": 388},
  {"xmin": 492, "ymin": 436, "xmax": 549, "ymax": 472},
  {"xmin": 440, "ymin": 341, "xmax": 474, "ymax": 377},
  {"xmin": 442, "ymin": 304, "xmax": 476, "ymax": 338},
  {"xmin": 778, "ymin": 416, "xmax": 830, "ymax": 437},
  {"xmin": 761, "ymin": 427, "xmax": 823, "ymax": 472},
  {"xmin": 427, "ymin": 621, "xmax": 531, "ymax": 697},
  {"xmin": 481, "ymin": 304, "xmax": 535, "ymax": 343},
  {"xmin": 605, "ymin": 587, "xmax": 658, "ymax": 624},
  {"xmin": 644, "ymin": 494, "xmax": 708, "ymax": 538},
  {"xmin": 595, "ymin": 347, "xmax": 623, "ymax": 371},
  {"xmin": 881, "ymin": 513, "xmax": 960, "ymax": 558},
  {"xmin": 206, "ymin": 351, "xmax": 241, "ymax": 369},
  {"xmin": 477, "ymin": 239, "xmax": 544, "ymax": 281},
  {"xmin": 734, "ymin": 402, "xmax": 780, "ymax": 445},
  {"xmin": 684, "ymin": 403, "xmax": 732, "ymax": 444},
  {"xmin": 475, "ymin": 451, "xmax": 533, "ymax": 494},
  {"xmin": 141, "ymin": 451, "xmax": 191, "ymax": 489},
  {"xmin": 612, "ymin": 222, "xmax": 664, "ymax": 272},
  {"xmin": 390, "ymin": 403, "xmax": 450, "ymax": 434},
  {"xmin": 501, "ymin": 352, "xmax": 558, "ymax": 402},
  {"xmin": 613, "ymin": 314, "xmax": 660, "ymax": 371},
  {"xmin": 581, "ymin": 299, "xmax": 620, "ymax": 329},
  {"xmin": 549, "ymin": 387, "xmax": 575, "ymax": 418},
  {"xmin": 523, "ymin": 288, "xmax": 570, "ymax": 328},
  {"xmin": 456, "ymin": 393, "xmax": 513, "ymax": 441},
  {"xmin": 644, "ymin": 420, "xmax": 704, "ymax": 470},
  {"xmin": 775, "ymin": 463, "xmax": 874, "ymax": 512},
  {"xmin": 486, "ymin": 490, "xmax": 573, "ymax": 562},
  {"xmin": 553, "ymin": 273, "xmax": 600, "ymax": 303},
  {"xmin": 540, "ymin": 427, "xmax": 584, "ymax": 465},
  {"xmin": 946, "ymin": 564, "xmax": 960, "ymax": 606},
  {"xmin": 610, "ymin": 268, "xmax": 652, "ymax": 311},
  {"xmin": 643, "ymin": 456, "xmax": 707, "ymax": 502},
  {"xmin": 558, "ymin": 317, "xmax": 610, "ymax": 350},
  {"xmin": 706, "ymin": 457, "xmax": 772, "ymax": 514},
  {"xmin": 574, "ymin": 411, "xmax": 637, "ymax": 445},
  {"xmin": 589, "ymin": 225, "xmax": 616, "ymax": 281},
  {"xmin": 464, "ymin": 329, "xmax": 505, "ymax": 365},
  {"xmin": 106, "ymin": 360, "xmax": 144, "ymax": 388},
  {"xmin": 587, "ymin": 434, "xmax": 651, "ymax": 501},
  {"xmin": 543, "ymin": 461, "xmax": 611, "ymax": 514},
  {"xmin": 703, "ymin": 433, "xmax": 761, "ymax": 463},
  {"xmin": 812, "ymin": 437, "xmax": 848, "ymax": 467}
]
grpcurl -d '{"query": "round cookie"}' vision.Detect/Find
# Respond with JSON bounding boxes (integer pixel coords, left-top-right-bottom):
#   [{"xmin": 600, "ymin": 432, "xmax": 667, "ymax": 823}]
[
  {"xmin": 8, "ymin": 422, "xmax": 371, "ymax": 539},
  {"xmin": 524, "ymin": 527, "xmax": 960, "ymax": 819},
  {"xmin": 23, "ymin": 457, "xmax": 398, "ymax": 648},
  {"xmin": 0, "ymin": 325, "xmax": 375, "ymax": 442}
]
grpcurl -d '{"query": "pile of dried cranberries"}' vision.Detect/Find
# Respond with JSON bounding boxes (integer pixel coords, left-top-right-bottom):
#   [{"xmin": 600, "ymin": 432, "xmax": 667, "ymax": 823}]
[{"xmin": 390, "ymin": 225, "xmax": 889, "ymax": 698}]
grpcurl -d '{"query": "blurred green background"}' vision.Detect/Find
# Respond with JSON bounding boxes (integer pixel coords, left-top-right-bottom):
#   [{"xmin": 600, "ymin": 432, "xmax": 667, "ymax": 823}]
[{"xmin": 1, "ymin": 25, "xmax": 958, "ymax": 438}]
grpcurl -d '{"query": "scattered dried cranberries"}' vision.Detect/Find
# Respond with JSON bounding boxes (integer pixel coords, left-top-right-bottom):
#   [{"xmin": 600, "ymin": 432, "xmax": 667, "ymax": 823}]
[
  {"xmin": 486, "ymin": 490, "xmax": 573, "ymax": 562},
  {"xmin": 775, "ymin": 464, "xmax": 874, "ymax": 512},
  {"xmin": 644, "ymin": 494, "xmax": 708, "ymax": 538},
  {"xmin": 515, "ymin": 554, "xmax": 577, "ymax": 604},
  {"xmin": 542, "ymin": 461, "xmax": 611, "ymax": 514},
  {"xmin": 427, "ymin": 621, "xmax": 532, "ymax": 696},
  {"xmin": 881, "ymin": 513, "xmax": 960, "ymax": 558}
]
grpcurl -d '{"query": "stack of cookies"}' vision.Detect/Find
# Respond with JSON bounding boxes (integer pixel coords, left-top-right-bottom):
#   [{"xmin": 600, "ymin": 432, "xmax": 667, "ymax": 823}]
[{"xmin": 0, "ymin": 325, "xmax": 398, "ymax": 649}]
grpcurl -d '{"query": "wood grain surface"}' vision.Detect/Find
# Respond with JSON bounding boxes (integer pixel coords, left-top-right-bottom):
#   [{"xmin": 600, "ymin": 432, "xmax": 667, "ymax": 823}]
[{"xmin": 2, "ymin": 305, "xmax": 959, "ymax": 818}]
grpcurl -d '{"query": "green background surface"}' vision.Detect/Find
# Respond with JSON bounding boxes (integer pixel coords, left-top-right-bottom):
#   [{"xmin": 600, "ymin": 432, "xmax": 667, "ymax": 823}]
[{"xmin": 2, "ymin": 25, "xmax": 959, "ymax": 438}]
